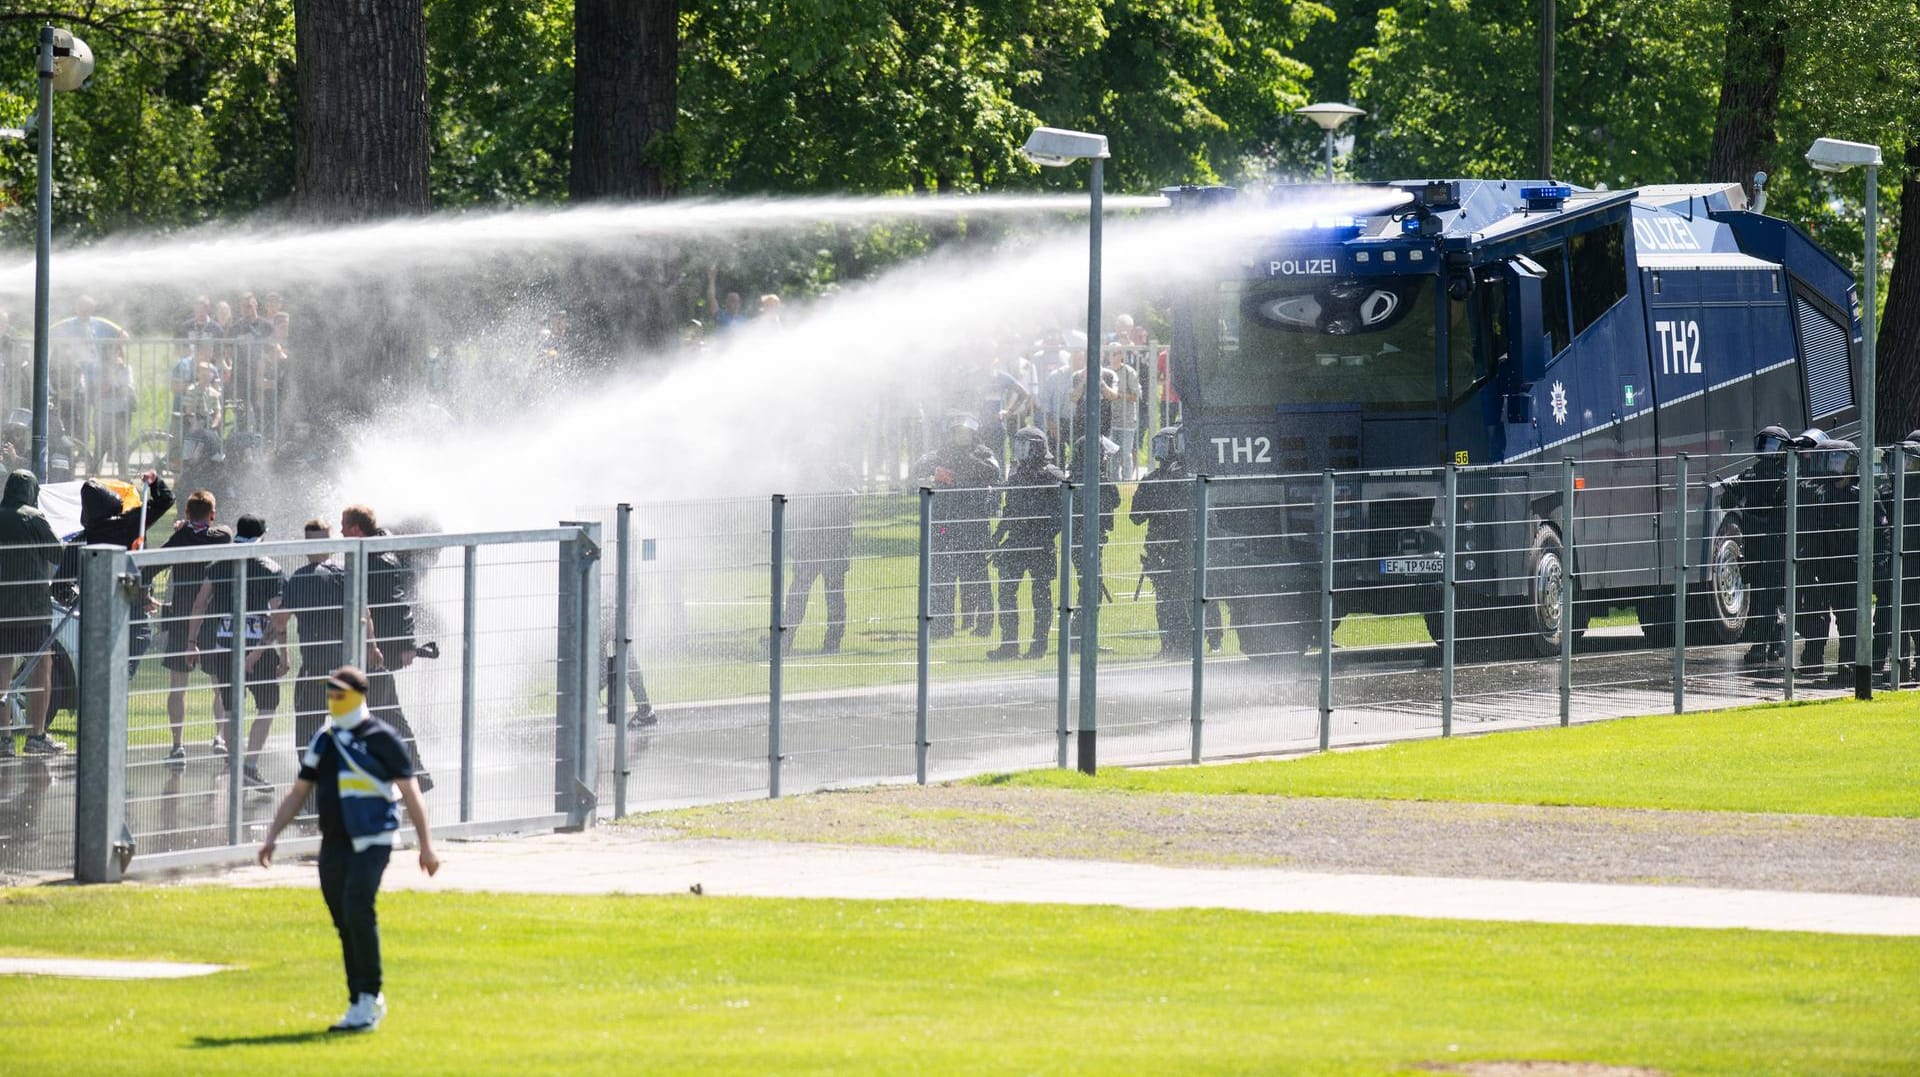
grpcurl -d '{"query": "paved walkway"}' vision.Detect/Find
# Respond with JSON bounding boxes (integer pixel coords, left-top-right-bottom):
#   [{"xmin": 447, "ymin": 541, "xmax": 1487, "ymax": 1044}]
[{"xmin": 190, "ymin": 831, "xmax": 1920, "ymax": 937}]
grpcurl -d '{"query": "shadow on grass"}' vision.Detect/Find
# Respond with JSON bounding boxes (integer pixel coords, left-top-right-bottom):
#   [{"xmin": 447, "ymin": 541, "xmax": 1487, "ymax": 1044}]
[{"xmin": 190, "ymin": 1029, "xmax": 338, "ymax": 1048}]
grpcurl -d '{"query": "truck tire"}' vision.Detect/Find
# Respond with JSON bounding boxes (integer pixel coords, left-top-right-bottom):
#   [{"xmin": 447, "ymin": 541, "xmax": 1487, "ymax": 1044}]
[
  {"xmin": 1521, "ymin": 524, "xmax": 1570, "ymax": 657},
  {"xmin": 1692, "ymin": 517, "xmax": 1749, "ymax": 646}
]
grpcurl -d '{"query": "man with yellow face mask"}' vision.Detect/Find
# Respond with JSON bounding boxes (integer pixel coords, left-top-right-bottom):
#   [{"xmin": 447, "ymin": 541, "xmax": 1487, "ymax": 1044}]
[{"xmin": 258, "ymin": 665, "xmax": 439, "ymax": 1033}]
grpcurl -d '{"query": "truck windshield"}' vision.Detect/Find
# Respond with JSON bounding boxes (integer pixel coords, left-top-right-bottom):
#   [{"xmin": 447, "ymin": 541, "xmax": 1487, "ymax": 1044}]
[{"xmin": 1196, "ymin": 276, "xmax": 1437, "ymax": 412}]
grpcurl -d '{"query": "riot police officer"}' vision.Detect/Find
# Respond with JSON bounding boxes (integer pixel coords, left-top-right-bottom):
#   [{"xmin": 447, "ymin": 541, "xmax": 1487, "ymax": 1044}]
[
  {"xmin": 987, "ymin": 427, "xmax": 1068, "ymax": 660},
  {"xmin": 1127, "ymin": 425, "xmax": 1222, "ymax": 657},
  {"xmin": 1795, "ymin": 438, "xmax": 1888, "ymax": 681},
  {"xmin": 912, "ymin": 413, "xmax": 1001, "ymax": 639},
  {"xmin": 1067, "ymin": 435, "xmax": 1121, "ymax": 653},
  {"xmin": 1723, "ymin": 425, "xmax": 1792, "ymax": 664},
  {"xmin": 1892, "ymin": 430, "xmax": 1920, "ymax": 682}
]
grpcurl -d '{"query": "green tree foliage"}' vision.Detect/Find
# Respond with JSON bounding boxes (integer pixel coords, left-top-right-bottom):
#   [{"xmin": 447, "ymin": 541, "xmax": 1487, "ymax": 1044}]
[
  {"xmin": 426, "ymin": 0, "xmax": 571, "ymax": 204},
  {"xmin": 1351, "ymin": 0, "xmax": 1724, "ymax": 186},
  {"xmin": 0, "ymin": 1, "xmax": 296, "ymax": 241}
]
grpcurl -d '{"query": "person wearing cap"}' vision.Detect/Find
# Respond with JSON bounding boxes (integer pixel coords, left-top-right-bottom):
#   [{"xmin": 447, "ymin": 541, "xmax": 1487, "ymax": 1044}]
[
  {"xmin": 186, "ymin": 513, "xmax": 287, "ymax": 792},
  {"xmin": 258, "ymin": 664, "xmax": 439, "ymax": 1034}
]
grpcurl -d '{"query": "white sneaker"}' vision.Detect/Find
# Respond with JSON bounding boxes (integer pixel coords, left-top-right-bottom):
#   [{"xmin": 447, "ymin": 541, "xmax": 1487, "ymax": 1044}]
[{"xmin": 329, "ymin": 993, "xmax": 379, "ymax": 1033}]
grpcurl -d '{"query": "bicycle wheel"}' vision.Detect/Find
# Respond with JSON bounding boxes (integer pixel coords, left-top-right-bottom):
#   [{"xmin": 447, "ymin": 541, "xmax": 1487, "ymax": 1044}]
[{"xmin": 128, "ymin": 430, "xmax": 176, "ymax": 477}]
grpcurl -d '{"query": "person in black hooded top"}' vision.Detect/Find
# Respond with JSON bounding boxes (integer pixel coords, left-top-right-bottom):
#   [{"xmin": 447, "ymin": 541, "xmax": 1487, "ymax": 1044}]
[
  {"xmin": 51, "ymin": 473, "xmax": 173, "ymax": 675},
  {"xmin": 0, "ymin": 470, "xmax": 61, "ymax": 754}
]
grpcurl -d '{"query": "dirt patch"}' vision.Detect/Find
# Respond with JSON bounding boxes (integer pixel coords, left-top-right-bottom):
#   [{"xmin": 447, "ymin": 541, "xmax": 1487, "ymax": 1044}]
[{"xmin": 636, "ymin": 785, "xmax": 1920, "ymax": 895}]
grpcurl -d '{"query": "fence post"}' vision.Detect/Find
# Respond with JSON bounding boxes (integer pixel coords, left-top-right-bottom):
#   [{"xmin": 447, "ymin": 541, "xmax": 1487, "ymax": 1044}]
[
  {"xmin": 344, "ymin": 539, "xmax": 367, "ymax": 665},
  {"xmin": 578, "ymin": 523, "xmax": 601, "ymax": 826},
  {"xmin": 460, "ymin": 543, "xmax": 477, "ymax": 824},
  {"xmin": 1189, "ymin": 474, "xmax": 1209, "ymax": 764},
  {"xmin": 768, "ymin": 496, "xmax": 786, "ymax": 799},
  {"xmin": 1892, "ymin": 452, "xmax": 1906, "ymax": 688},
  {"xmin": 1319, "ymin": 468, "xmax": 1335, "ymax": 752},
  {"xmin": 1672, "ymin": 453, "xmax": 1689, "ymax": 715},
  {"xmin": 1560, "ymin": 458, "xmax": 1576, "ymax": 727},
  {"xmin": 611, "ymin": 504, "xmax": 631, "ymax": 819},
  {"xmin": 1442, "ymin": 465, "xmax": 1457, "ymax": 737},
  {"xmin": 75, "ymin": 545, "xmax": 132, "ymax": 883},
  {"xmin": 556, "ymin": 521, "xmax": 601, "ymax": 828},
  {"xmin": 225, "ymin": 558, "xmax": 248, "ymax": 846},
  {"xmin": 1056, "ymin": 480, "xmax": 1074, "ymax": 769},
  {"xmin": 1784, "ymin": 449, "xmax": 1799, "ymax": 702},
  {"xmin": 916, "ymin": 487, "xmax": 932, "ymax": 785}
]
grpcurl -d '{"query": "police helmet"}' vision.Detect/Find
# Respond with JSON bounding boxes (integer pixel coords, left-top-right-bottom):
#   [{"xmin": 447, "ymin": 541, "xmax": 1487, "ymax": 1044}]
[
  {"xmin": 1793, "ymin": 427, "xmax": 1828, "ymax": 449},
  {"xmin": 944, "ymin": 412, "xmax": 980, "ymax": 446},
  {"xmin": 1070, "ymin": 435, "xmax": 1119, "ymax": 468},
  {"xmin": 1150, "ymin": 425, "xmax": 1185, "ymax": 464},
  {"xmin": 1804, "ymin": 438, "xmax": 1859, "ymax": 477},
  {"xmin": 1753, "ymin": 425, "xmax": 1792, "ymax": 456},
  {"xmin": 1011, "ymin": 426, "xmax": 1051, "ymax": 466}
]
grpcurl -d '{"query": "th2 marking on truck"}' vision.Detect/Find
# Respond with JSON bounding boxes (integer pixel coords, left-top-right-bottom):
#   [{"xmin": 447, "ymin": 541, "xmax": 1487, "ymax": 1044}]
[{"xmin": 1211, "ymin": 436, "xmax": 1272, "ymax": 464}]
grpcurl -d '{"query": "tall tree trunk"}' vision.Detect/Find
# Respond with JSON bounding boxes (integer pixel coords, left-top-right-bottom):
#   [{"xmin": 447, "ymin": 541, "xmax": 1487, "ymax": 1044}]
[
  {"xmin": 290, "ymin": 0, "xmax": 432, "ymax": 409},
  {"xmin": 292, "ymin": 0, "xmax": 431, "ymax": 218},
  {"xmin": 1877, "ymin": 142, "xmax": 1920, "ymax": 437},
  {"xmin": 571, "ymin": 0, "xmax": 677, "ymax": 200},
  {"xmin": 569, "ymin": 0, "xmax": 679, "ymax": 359},
  {"xmin": 1706, "ymin": 0, "xmax": 1787, "ymax": 201}
]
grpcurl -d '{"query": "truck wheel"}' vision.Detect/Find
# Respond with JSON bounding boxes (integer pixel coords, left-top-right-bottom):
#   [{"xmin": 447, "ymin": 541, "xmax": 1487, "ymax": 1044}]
[
  {"xmin": 1522, "ymin": 524, "xmax": 1570, "ymax": 657},
  {"xmin": 1691, "ymin": 517, "xmax": 1749, "ymax": 645}
]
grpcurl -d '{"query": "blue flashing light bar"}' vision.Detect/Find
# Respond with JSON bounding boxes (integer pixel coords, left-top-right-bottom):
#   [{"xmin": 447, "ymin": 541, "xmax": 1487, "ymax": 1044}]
[
  {"xmin": 1309, "ymin": 216, "xmax": 1365, "ymax": 238},
  {"xmin": 1521, "ymin": 185, "xmax": 1572, "ymax": 210}
]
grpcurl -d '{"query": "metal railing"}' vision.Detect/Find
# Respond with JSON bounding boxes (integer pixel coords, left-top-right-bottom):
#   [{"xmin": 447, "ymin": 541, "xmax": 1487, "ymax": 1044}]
[
  {"xmin": 8, "ymin": 444, "xmax": 1909, "ymax": 881},
  {"xmin": 0, "ymin": 524, "xmax": 599, "ymax": 882},
  {"xmin": 592, "ymin": 445, "xmax": 1904, "ymax": 813}
]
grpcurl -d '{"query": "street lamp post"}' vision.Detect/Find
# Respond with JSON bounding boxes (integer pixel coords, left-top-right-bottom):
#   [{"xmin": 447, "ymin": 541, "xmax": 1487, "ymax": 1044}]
[
  {"xmin": 1294, "ymin": 103, "xmax": 1365, "ymax": 182},
  {"xmin": 30, "ymin": 26, "xmax": 94, "ymax": 481},
  {"xmin": 1806, "ymin": 136, "xmax": 1883, "ymax": 699},
  {"xmin": 1022, "ymin": 125, "xmax": 1108, "ymax": 775}
]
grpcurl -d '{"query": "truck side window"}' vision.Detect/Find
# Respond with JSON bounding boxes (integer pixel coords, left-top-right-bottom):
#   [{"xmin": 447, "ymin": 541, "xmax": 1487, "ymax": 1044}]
[
  {"xmin": 1478, "ymin": 277, "xmax": 1509, "ymax": 376},
  {"xmin": 1449, "ymin": 294, "xmax": 1482, "ymax": 403},
  {"xmin": 1568, "ymin": 224, "xmax": 1628, "ymax": 334},
  {"xmin": 1532, "ymin": 243, "xmax": 1572, "ymax": 356}
]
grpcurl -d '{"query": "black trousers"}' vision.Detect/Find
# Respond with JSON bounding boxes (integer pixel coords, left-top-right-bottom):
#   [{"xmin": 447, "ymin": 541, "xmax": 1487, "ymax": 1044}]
[
  {"xmin": 368, "ymin": 665, "xmax": 426, "ymax": 774},
  {"xmin": 784, "ymin": 559, "xmax": 848, "ymax": 651},
  {"xmin": 318, "ymin": 841, "xmax": 392, "ymax": 1000},
  {"xmin": 993, "ymin": 548, "xmax": 1054, "ymax": 647}
]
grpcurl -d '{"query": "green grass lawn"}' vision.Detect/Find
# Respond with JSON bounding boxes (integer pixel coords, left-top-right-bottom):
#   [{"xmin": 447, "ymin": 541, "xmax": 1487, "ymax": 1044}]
[
  {"xmin": 0, "ymin": 887, "xmax": 1913, "ymax": 1075},
  {"xmin": 984, "ymin": 697, "xmax": 1920, "ymax": 817}
]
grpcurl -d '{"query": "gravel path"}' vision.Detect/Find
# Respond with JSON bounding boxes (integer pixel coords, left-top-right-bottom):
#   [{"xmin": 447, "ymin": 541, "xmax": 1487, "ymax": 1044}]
[{"xmin": 644, "ymin": 786, "xmax": 1920, "ymax": 896}]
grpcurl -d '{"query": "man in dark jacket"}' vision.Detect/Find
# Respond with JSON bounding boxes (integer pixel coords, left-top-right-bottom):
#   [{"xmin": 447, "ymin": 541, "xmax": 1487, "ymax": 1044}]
[
  {"xmin": 987, "ymin": 427, "xmax": 1068, "ymax": 660},
  {"xmin": 911, "ymin": 414, "xmax": 1001, "ymax": 639},
  {"xmin": 341, "ymin": 504, "xmax": 430, "ymax": 789},
  {"xmin": 0, "ymin": 470, "xmax": 63, "ymax": 754},
  {"xmin": 1721, "ymin": 426, "xmax": 1790, "ymax": 664},
  {"xmin": 1128, "ymin": 426, "xmax": 1222, "ymax": 657},
  {"xmin": 51, "ymin": 473, "xmax": 173, "ymax": 676},
  {"xmin": 1067, "ymin": 435, "xmax": 1121, "ymax": 654},
  {"xmin": 784, "ymin": 466, "xmax": 856, "ymax": 655}
]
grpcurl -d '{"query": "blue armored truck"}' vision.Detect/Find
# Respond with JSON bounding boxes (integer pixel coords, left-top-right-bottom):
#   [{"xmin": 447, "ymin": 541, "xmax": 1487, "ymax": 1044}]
[{"xmin": 1161, "ymin": 179, "xmax": 1862, "ymax": 657}]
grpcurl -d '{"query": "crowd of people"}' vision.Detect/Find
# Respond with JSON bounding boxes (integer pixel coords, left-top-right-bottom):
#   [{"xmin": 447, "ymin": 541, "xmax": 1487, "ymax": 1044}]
[
  {"xmin": 0, "ymin": 292, "xmax": 296, "ymax": 483},
  {"xmin": 0, "ymin": 472, "xmax": 430, "ymax": 798}
]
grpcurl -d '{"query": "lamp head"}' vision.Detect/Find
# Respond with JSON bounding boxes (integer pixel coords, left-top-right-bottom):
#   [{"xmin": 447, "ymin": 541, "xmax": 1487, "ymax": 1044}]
[
  {"xmin": 50, "ymin": 30, "xmax": 93, "ymax": 92},
  {"xmin": 1804, "ymin": 137, "xmax": 1881, "ymax": 174},
  {"xmin": 1294, "ymin": 102, "xmax": 1365, "ymax": 132},
  {"xmin": 1022, "ymin": 127, "xmax": 1109, "ymax": 167}
]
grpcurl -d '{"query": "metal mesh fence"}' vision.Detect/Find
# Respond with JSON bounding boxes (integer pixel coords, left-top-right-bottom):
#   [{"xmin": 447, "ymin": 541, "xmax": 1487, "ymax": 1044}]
[{"xmin": 15, "ymin": 442, "xmax": 1920, "ymax": 880}]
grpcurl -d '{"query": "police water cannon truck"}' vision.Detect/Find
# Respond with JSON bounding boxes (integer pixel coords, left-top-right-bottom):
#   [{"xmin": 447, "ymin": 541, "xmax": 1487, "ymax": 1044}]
[{"xmin": 1160, "ymin": 179, "xmax": 1862, "ymax": 657}]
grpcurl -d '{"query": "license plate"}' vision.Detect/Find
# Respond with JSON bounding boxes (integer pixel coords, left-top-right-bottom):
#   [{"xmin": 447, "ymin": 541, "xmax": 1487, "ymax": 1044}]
[{"xmin": 1380, "ymin": 557, "xmax": 1442, "ymax": 576}]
